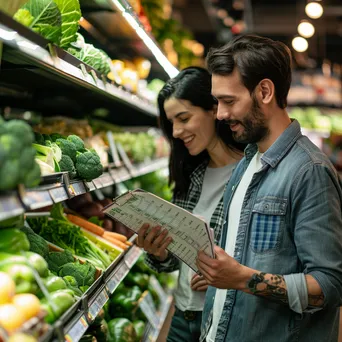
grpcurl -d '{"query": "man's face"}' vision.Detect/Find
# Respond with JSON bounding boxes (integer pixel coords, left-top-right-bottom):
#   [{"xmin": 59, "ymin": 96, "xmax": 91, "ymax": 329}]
[{"xmin": 212, "ymin": 69, "xmax": 270, "ymax": 144}]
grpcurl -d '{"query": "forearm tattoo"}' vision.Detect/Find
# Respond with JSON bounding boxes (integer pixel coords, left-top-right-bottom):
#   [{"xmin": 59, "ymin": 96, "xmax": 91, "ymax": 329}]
[
  {"xmin": 247, "ymin": 272, "xmax": 288, "ymax": 304},
  {"xmin": 246, "ymin": 272, "xmax": 324, "ymax": 307}
]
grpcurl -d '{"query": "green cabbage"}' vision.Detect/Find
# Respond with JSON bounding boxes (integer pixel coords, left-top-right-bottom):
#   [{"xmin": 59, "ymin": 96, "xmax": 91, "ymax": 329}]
[{"xmin": 54, "ymin": 0, "xmax": 82, "ymax": 48}]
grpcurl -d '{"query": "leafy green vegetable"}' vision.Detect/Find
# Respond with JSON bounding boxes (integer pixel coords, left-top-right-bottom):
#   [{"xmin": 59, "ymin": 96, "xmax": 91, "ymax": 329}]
[
  {"xmin": 53, "ymin": 0, "xmax": 81, "ymax": 48},
  {"xmin": 21, "ymin": 0, "xmax": 62, "ymax": 45},
  {"xmin": 59, "ymin": 261, "xmax": 96, "ymax": 287},
  {"xmin": 13, "ymin": 8, "xmax": 34, "ymax": 26},
  {"xmin": 63, "ymin": 275, "xmax": 83, "ymax": 296}
]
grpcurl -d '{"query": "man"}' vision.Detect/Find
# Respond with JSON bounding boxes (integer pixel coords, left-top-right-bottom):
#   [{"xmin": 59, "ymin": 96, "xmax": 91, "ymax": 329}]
[{"xmin": 197, "ymin": 34, "xmax": 342, "ymax": 342}]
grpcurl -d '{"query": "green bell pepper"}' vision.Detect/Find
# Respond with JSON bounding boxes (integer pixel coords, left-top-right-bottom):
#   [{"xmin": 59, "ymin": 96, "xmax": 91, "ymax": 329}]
[
  {"xmin": 0, "ymin": 229, "xmax": 30, "ymax": 253},
  {"xmin": 44, "ymin": 275, "xmax": 67, "ymax": 292},
  {"xmin": 124, "ymin": 273, "xmax": 149, "ymax": 291},
  {"xmin": 23, "ymin": 251, "xmax": 49, "ymax": 278},
  {"xmin": 133, "ymin": 320, "xmax": 145, "ymax": 341},
  {"xmin": 108, "ymin": 318, "xmax": 137, "ymax": 342}
]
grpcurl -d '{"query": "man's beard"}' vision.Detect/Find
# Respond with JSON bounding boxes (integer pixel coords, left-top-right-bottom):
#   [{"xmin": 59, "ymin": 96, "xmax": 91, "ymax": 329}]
[{"xmin": 226, "ymin": 95, "xmax": 270, "ymax": 144}]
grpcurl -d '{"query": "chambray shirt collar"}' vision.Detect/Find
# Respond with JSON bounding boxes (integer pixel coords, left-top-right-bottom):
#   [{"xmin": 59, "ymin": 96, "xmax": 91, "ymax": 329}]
[{"xmin": 244, "ymin": 119, "xmax": 302, "ymax": 168}]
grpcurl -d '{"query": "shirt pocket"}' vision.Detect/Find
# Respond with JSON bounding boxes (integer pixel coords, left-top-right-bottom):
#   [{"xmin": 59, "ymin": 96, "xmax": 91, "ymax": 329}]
[{"xmin": 250, "ymin": 197, "xmax": 288, "ymax": 253}]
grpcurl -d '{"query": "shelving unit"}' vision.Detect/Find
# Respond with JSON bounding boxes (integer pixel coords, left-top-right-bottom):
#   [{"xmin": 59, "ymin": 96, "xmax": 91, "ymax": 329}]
[{"xmin": 0, "ymin": 157, "xmax": 168, "ymax": 221}]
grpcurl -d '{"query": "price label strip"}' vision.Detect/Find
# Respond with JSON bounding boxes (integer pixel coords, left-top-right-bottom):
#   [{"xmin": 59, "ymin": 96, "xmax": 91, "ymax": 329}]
[
  {"xmin": 0, "ymin": 194, "xmax": 24, "ymax": 221},
  {"xmin": 124, "ymin": 245, "xmax": 142, "ymax": 269},
  {"xmin": 138, "ymin": 292, "xmax": 159, "ymax": 329},
  {"xmin": 21, "ymin": 190, "xmax": 53, "ymax": 210},
  {"xmin": 70, "ymin": 182, "xmax": 86, "ymax": 196},
  {"xmin": 49, "ymin": 186, "xmax": 68, "ymax": 203},
  {"xmin": 92, "ymin": 177, "xmax": 103, "ymax": 189},
  {"xmin": 101, "ymin": 173, "xmax": 114, "ymax": 188},
  {"xmin": 87, "ymin": 289, "xmax": 109, "ymax": 322},
  {"xmin": 65, "ymin": 315, "xmax": 88, "ymax": 342},
  {"xmin": 84, "ymin": 181, "xmax": 95, "ymax": 192}
]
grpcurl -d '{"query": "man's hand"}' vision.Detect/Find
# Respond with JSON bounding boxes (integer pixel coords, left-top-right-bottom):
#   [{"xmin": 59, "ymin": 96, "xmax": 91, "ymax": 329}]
[
  {"xmin": 196, "ymin": 246, "xmax": 252, "ymax": 290},
  {"xmin": 136, "ymin": 223, "xmax": 172, "ymax": 262},
  {"xmin": 191, "ymin": 274, "xmax": 208, "ymax": 292}
]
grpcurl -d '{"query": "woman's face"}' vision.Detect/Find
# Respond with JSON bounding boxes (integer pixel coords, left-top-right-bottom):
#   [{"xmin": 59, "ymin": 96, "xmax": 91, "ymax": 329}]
[{"xmin": 164, "ymin": 97, "xmax": 218, "ymax": 156}]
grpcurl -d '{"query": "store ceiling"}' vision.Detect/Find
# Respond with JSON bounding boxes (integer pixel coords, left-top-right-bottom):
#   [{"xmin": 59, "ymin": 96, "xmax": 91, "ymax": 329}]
[{"xmin": 175, "ymin": 0, "xmax": 342, "ymax": 65}]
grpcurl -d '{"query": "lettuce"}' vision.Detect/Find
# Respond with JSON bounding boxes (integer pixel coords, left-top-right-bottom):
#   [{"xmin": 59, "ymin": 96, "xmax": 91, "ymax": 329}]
[
  {"xmin": 20, "ymin": 0, "xmax": 62, "ymax": 44},
  {"xmin": 13, "ymin": 9, "xmax": 34, "ymax": 26},
  {"xmin": 54, "ymin": 0, "xmax": 82, "ymax": 48}
]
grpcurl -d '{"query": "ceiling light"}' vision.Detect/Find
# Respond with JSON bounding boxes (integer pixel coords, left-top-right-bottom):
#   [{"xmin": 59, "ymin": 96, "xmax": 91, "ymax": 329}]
[
  {"xmin": 305, "ymin": 2, "xmax": 323, "ymax": 19},
  {"xmin": 297, "ymin": 20, "xmax": 315, "ymax": 38},
  {"xmin": 292, "ymin": 36, "xmax": 309, "ymax": 52}
]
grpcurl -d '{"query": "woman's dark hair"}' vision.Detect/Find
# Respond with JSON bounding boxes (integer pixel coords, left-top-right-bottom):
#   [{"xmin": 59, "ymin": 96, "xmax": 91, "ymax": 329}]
[
  {"xmin": 206, "ymin": 34, "xmax": 292, "ymax": 109},
  {"xmin": 158, "ymin": 66, "xmax": 245, "ymax": 197}
]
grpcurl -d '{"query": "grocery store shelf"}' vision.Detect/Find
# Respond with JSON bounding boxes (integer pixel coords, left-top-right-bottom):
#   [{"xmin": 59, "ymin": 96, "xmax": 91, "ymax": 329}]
[
  {"xmin": 62, "ymin": 244, "xmax": 142, "ymax": 342},
  {"xmin": 0, "ymin": 12, "xmax": 158, "ymax": 126},
  {"xmin": 0, "ymin": 158, "xmax": 168, "ymax": 221}
]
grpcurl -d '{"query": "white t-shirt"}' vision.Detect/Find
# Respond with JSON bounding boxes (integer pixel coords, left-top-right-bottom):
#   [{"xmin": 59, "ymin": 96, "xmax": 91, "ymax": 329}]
[
  {"xmin": 207, "ymin": 152, "xmax": 263, "ymax": 342},
  {"xmin": 174, "ymin": 163, "xmax": 235, "ymax": 312}
]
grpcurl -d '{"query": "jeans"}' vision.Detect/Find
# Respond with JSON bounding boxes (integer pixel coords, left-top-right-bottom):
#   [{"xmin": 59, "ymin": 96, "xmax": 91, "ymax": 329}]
[{"xmin": 167, "ymin": 307, "xmax": 202, "ymax": 342}]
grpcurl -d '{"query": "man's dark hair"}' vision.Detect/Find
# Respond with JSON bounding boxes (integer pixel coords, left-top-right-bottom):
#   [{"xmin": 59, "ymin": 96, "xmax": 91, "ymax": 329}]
[
  {"xmin": 158, "ymin": 67, "xmax": 245, "ymax": 197},
  {"xmin": 206, "ymin": 34, "xmax": 292, "ymax": 109}
]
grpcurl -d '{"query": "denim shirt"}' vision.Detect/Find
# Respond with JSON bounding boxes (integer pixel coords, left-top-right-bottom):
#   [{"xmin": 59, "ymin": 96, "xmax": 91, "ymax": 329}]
[{"xmin": 201, "ymin": 120, "xmax": 342, "ymax": 342}]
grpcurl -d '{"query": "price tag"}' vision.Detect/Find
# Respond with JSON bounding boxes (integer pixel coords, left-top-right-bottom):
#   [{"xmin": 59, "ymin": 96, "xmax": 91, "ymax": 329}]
[
  {"xmin": 70, "ymin": 182, "xmax": 86, "ymax": 196},
  {"xmin": 101, "ymin": 173, "xmax": 114, "ymax": 188},
  {"xmin": 92, "ymin": 177, "xmax": 103, "ymax": 189},
  {"xmin": 115, "ymin": 263, "xmax": 129, "ymax": 282},
  {"xmin": 87, "ymin": 289, "xmax": 109, "ymax": 321},
  {"xmin": 149, "ymin": 275, "xmax": 166, "ymax": 307},
  {"xmin": 21, "ymin": 190, "xmax": 53, "ymax": 210},
  {"xmin": 49, "ymin": 186, "xmax": 68, "ymax": 203},
  {"xmin": 125, "ymin": 245, "xmax": 142, "ymax": 268},
  {"xmin": 64, "ymin": 315, "xmax": 88, "ymax": 342},
  {"xmin": 139, "ymin": 292, "xmax": 159, "ymax": 329},
  {"xmin": 0, "ymin": 194, "xmax": 24, "ymax": 221},
  {"xmin": 84, "ymin": 181, "xmax": 95, "ymax": 191},
  {"xmin": 106, "ymin": 273, "xmax": 120, "ymax": 294}
]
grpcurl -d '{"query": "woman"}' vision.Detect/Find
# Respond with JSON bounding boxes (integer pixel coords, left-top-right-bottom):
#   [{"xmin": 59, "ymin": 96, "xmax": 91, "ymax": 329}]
[{"xmin": 136, "ymin": 67, "xmax": 245, "ymax": 341}]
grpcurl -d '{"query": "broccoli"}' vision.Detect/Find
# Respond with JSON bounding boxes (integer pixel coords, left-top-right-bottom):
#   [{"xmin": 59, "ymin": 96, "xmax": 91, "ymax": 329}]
[
  {"xmin": 46, "ymin": 250, "xmax": 74, "ymax": 274},
  {"xmin": 50, "ymin": 133, "xmax": 65, "ymax": 142},
  {"xmin": 0, "ymin": 134, "xmax": 21, "ymax": 158},
  {"xmin": 58, "ymin": 261, "xmax": 96, "ymax": 287},
  {"xmin": 20, "ymin": 225, "xmax": 49, "ymax": 258},
  {"xmin": 23, "ymin": 161, "xmax": 41, "ymax": 188},
  {"xmin": 5, "ymin": 120, "xmax": 34, "ymax": 146},
  {"xmin": 75, "ymin": 151, "xmax": 103, "ymax": 181},
  {"xmin": 59, "ymin": 155, "xmax": 77, "ymax": 178},
  {"xmin": 56, "ymin": 138, "xmax": 77, "ymax": 162},
  {"xmin": 0, "ymin": 159, "xmax": 20, "ymax": 190},
  {"xmin": 63, "ymin": 276, "xmax": 83, "ymax": 297},
  {"xmin": 67, "ymin": 135, "xmax": 85, "ymax": 152},
  {"xmin": 19, "ymin": 147, "xmax": 36, "ymax": 171},
  {"xmin": 34, "ymin": 132, "xmax": 45, "ymax": 145}
]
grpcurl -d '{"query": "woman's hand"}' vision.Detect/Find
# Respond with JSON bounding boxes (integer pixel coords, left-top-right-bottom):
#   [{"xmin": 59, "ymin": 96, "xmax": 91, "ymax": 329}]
[
  {"xmin": 191, "ymin": 274, "xmax": 208, "ymax": 292},
  {"xmin": 136, "ymin": 223, "xmax": 172, "ymax": 262}
]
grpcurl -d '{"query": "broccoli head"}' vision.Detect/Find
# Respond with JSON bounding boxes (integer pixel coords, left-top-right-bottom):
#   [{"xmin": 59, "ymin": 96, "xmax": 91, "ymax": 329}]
[
  {"xmin": 0, "ymin": 159, "xmax": 20, "ymax": 190},
  {"xmin": 63, "ymin": 275, "xmax": 83, "ymax": 296},
  {"xmin": 34, "ymin": 132, "xmax": 45, "ymax": 145},
  {"xmin": 46, "ymin": 250, "xmax": 75, "ymax": 274},
  {"xmin": 23, "ymin": 161, "xmax": 41, "ymax": 188},
  {"xmin": 5, "ymin": 120, "xmax": 34, "ymax": 146},
  {"xmin": 20, "ymin": 225, "xmax": 49, "ymax": 258},
  {"xmin": 67, "ymin": 135, "xmax": 85, "ymax": 152},
  {"xmin": 59, "ymin": 155, "xmax": 77, "ymax": 178},
  {"xmin": 19, "ymin": 146, "xmax": 36, "ymax": 171},
  {"xmin": 58, "ymin": 261, "xmax": 96, "ymax": 287},
  {"xmin": 0, "ymin": 134, "xmax": 21, "ymax": 158},
  {"xmin": 56, "ymin": 138, "xmax": 77, "ymax": 162},
  {"xmin": 50, "ymin": 133, "xmax": 65, "ymax": 142},
  {"xmin": 75, "ymin": 151, "xmax": 103, "ymax": 181}
]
